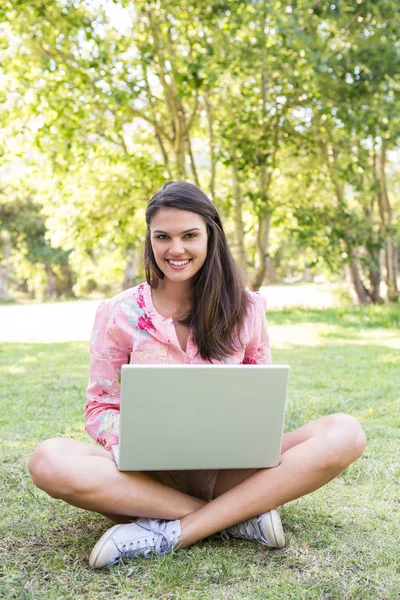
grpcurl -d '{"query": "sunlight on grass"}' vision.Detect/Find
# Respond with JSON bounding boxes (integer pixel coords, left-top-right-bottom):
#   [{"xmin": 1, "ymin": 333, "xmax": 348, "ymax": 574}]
[
  {"xmin": 3, "ymin": 440, "xmax": 34, "ymax": 450},
  {"xmin": 21, "ymin": 354, "xmax": 40, "ymax": 364},
  {"xmin": 1, "ymin": 364, "xmax": 26, "ymax": 374},
  {"xmin": 269, "ymin": 324, "xmax": 322, "ymax": 347},
  {"xmin": 271, "ymin": 322, "xmax": 400, "ymax": 350}
]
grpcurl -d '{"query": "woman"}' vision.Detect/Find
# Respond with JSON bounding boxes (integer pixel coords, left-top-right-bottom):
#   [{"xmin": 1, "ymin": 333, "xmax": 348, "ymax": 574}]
[{"xmin": 29, "ymin": 181, "xmax": 366, "ymax": 569}]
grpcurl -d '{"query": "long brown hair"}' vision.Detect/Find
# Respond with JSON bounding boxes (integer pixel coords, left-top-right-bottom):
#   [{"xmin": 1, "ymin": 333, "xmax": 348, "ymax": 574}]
[{"xmin": 143, "ymin": 181, "xmax": 252, "ymax": 362}]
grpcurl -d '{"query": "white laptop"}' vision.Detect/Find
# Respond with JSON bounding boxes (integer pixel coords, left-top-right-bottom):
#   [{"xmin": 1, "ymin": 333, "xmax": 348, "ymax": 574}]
[{"xmin": 116, "ymin": 364, "xmax": 290, "ymax": 471}]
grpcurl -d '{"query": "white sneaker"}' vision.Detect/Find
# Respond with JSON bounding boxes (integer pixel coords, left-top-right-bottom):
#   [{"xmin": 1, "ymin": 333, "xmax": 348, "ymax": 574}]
[
  {"xmin": 221, "ymin": 509, "xmax": 285, "ymax": 548},
  {"xmin": 89, "ymin": 518, "xmax": 181, "ymax": 568}
]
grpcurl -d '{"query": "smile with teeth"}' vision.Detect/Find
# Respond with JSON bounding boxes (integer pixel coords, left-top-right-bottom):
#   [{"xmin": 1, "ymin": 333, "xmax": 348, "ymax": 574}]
[{"xmin": 167, "ymin": 259, "xmax": 191, "ymax": 266}]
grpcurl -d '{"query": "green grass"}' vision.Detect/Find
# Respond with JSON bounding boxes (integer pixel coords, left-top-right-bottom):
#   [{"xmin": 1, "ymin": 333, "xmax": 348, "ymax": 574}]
[{"xmin": 1, "ymin": 306, "xmax": 399, "ymax": 600}]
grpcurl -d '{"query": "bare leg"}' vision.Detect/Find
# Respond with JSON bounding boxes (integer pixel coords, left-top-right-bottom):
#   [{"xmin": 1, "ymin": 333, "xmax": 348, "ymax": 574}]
[
  {"xmin": 29, "ymin": 438, "xmax": 206, "ymax": 520},
  {"xmin": 29, "ymin": 413, "xmax": 365, "ymax": 549},
  {"xmin": 177, "ymin": 413, "xmax": 366, "ymax": 548}
]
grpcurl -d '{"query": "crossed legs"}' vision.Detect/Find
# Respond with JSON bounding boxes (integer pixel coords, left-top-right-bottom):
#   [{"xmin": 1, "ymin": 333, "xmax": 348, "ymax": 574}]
[{"xmin": 29, "ymin": 413, "xmax": 366, "ymax": 548}]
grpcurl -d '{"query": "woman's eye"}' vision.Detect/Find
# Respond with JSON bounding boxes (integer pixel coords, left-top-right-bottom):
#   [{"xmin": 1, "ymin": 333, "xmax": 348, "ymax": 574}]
[{"xmin": 156, "ymin": 234, "xmax": 196, "ymax": 240}]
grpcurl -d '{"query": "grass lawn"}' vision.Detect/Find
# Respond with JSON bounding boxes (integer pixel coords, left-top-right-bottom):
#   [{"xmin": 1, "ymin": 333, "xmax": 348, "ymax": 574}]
[{"xmin": 1, "ymin": 305, "xmax": 399, "ymax": 600}]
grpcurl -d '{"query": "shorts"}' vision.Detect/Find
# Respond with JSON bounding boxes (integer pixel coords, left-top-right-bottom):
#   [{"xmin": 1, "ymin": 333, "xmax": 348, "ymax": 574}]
[
  {"xmin": 110, "ymin": 444, "xmax": 219, "ymax": 502},
  {"xmin": 145, "ymin": 469, "xmax": 220, "ymax": 502}
]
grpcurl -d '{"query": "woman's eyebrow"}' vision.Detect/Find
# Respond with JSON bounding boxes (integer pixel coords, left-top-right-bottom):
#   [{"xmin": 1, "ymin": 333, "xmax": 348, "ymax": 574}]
[{"xmin": 152, "ymin": 228, "xmax": 201, "ymax": 235}]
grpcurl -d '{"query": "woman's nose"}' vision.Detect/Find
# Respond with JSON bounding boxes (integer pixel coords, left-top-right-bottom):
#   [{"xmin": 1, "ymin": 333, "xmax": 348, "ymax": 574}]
[{"xmin": 169, "ymin": 238, "xmax": 185, "ymax": 254}]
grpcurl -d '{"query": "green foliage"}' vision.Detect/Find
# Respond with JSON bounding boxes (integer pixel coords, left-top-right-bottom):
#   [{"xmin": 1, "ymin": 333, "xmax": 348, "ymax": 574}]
[
  {"xmin": 0, "ymin": 187, "xmax": 74, "ymax": 297},
  {"xmin": 0, "ymin": 0, "xmax": 399, "ymax": 300}
]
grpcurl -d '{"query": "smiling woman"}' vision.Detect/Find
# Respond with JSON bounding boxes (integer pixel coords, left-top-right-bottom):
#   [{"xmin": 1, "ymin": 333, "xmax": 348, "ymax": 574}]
[
  {"xmin": 143, "ymin": 182, "xmax": 252, "ymax": 362},
  {"xmin": 28, "ymin": 181, "xmax": 366, "ymax": 570}
]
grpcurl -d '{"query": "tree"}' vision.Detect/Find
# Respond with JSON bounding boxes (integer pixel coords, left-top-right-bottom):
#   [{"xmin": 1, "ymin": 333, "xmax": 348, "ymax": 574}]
[
  {"xmin": 0, "ymin": 189, "xmax": 74, "ymax": 298},
  {"xmin": 1, "ymin": 0, "xmax": 399, "ymax": 301}
]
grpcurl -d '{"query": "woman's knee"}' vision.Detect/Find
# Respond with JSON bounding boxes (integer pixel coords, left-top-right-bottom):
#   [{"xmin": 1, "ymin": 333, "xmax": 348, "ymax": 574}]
[
  {"xmin": 29, "ymin": 438, "xmax": 76, "ymax": 499},
  {"xmin": 318, "ymin": 413, "xmax": 366, "ymax": 471}
]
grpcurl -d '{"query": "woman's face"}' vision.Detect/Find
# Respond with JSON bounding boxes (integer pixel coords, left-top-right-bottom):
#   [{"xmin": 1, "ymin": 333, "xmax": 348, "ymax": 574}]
[{"xmin": 150, "ymin": 207, "xmax": 208, "ymax": 283}]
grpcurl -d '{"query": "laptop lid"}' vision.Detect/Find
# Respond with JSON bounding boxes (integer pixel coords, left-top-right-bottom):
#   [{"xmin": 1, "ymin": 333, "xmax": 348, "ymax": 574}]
[{"xmin": 118, "ymin": 364, "xmax": 289, "ymax": 471}]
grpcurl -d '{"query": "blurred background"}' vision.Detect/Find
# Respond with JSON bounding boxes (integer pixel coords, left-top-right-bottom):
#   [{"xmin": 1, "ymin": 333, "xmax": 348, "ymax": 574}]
[{"xmin": 0, "ymin": 0, "xmax": 399, "ymax": 307}]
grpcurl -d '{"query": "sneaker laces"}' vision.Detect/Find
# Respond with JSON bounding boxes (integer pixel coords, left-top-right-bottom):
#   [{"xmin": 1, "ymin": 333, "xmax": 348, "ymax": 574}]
[
  {"xmin": 116, "ymin": 522, "xmax": 173, "ymax": 559},
  {"xmin": 221, "ymin": 516, "xmax": 272, "ymax": 546}
]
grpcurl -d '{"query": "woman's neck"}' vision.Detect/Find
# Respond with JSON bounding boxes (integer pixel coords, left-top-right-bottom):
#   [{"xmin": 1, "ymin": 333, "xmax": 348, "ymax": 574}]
[{"xmin": 151, "ymin": 279, "xmax": 192, "ymax": 318}]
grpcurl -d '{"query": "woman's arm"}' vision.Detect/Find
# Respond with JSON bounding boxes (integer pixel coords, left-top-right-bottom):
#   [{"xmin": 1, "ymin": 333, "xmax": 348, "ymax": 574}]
[{"xmin": 85, "ymin": 300, "xmax": 130, "ymax": 450}]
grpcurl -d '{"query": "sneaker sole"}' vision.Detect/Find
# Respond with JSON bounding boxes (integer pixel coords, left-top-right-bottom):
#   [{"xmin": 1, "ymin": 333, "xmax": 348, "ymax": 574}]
[
  {"xmin": 260, "ymin": 509, "xmax": 285, "ymax": 548},
  {"xmin": 89, "ymin": 524, "xmax": 126, "ymax": 569}
]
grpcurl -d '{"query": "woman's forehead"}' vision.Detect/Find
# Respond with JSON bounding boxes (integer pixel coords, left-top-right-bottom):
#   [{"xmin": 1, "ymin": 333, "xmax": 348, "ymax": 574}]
[{"xmin": 150, "ymin": 207, "xmax": 206, "ymax": 231}]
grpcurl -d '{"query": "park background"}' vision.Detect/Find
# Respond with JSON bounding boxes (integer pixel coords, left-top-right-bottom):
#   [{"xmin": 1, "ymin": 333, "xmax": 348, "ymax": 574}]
[{"xmin": 0, "ymin": 1, "xmax": 399, "ymax": 599}]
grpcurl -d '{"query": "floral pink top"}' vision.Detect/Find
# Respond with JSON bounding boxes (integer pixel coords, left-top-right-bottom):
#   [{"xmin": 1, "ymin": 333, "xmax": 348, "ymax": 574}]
[{"xmin": 85, "ymin": 281, "xmax": 271, "ymax": 449}]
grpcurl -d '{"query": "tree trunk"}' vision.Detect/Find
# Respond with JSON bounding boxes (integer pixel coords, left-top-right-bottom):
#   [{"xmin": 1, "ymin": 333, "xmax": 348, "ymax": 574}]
[
  {"xmin": 379, "ymin": 143, "xmax": 399, "ymax": 300},
  {"xmin": 173, "ymin": 122, "xmax": 187, "ymax": 179},
  {"xmin": 123, "ymin": 248, "xmax": 139, "ymax": 290},
  {"xmin": 348, "ymin": 248, "xmax": 371, "ymax": 305},
  {"xmin": 384, "ymin": 241, "xmax": 398, "ymax": 300},
  {"xmin": 250, "ymin": 211, "xmax": 271, "ymax": 291},
  {"xmin": 141, "ymin": 64, "xmax": 173, "ymax": 179},
  {"xmin": 0, "ymin": 236, "xmax": 12, "ymax": 300},
  {"xmin": 393, "ymin": 242, "xmax": 399, "ymax": 292},
  {"xmin": 267, "ymin": 257, "xmax": 278, "ymax": 283},
  {"xmin": 249, "ymin": 28, "xmax": 274, "ymax": 292},
  {"xmin": 44, "ymin": 264, "xmax": 58, "ymax": 299},
  {"xmin": 231, "ymin": 157, "xmax": 248, "ymax": 281},
  {"xmin": 0, "ymin": 266, "xmax": 12, "ymax": 299},
  {"xmin": 57, "ymin": 262, "xmax": 75, "ymax": 297},
  {"xmin": 186, "ymin": 132, "xmax": 199, "ymax": 186},
  {"xmin": 146, "ymin": 12, "xmax": 189, "ymax": 180},
  {"xmin": 366, "ymin": 245, "xmax": 382, "ymax": 303},
  {"xmin": 303, "ymin": 266, "xmax": 312, "ymax": 282},
  {"xmin": 328, "ymin": 162, "xmax": 372, "ymax": 305},
  {"xmin": 204, "ymin": 91, "xmax": 216, "ymax": 198},
  {"xmin": 18, "ymin": 279, "xmax": 30, "ymax": 295},
  {"xmin": 250, "ymin": 163, "xmax": 273, "ymax": 290},
  {"xmin": 155, "ymin": 130, "xmax": 172, "ymax": 179}
]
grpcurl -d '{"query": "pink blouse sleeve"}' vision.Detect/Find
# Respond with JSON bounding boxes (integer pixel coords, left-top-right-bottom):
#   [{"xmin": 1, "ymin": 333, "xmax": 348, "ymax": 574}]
[
  {"xmin": 85, "ymin": 300, "xmax": 130, "ymax": 450},
  {"xmin": 243, "ymin": 293, "xmax": 272, "ymax": 365}
]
